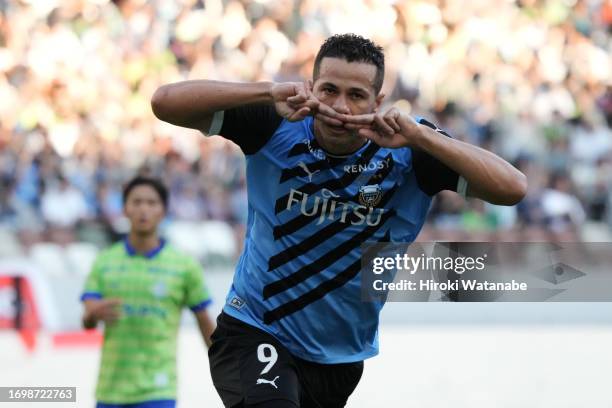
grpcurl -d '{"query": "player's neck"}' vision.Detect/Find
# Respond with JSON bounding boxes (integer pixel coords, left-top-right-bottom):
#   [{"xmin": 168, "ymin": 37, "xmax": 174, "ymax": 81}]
[
  {"xmin": 127, "ymin": 231, "xmax": 161, "ymax": 255},
  {"xmin": 316, "ymin": 135, "xmax": 368, "ymax": 157}
]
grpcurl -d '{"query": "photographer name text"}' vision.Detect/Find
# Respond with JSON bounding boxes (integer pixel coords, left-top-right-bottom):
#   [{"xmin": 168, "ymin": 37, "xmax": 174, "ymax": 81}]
[{"xmin": 372, "ymin": 279, "xmax": 528, "ymax": 292}]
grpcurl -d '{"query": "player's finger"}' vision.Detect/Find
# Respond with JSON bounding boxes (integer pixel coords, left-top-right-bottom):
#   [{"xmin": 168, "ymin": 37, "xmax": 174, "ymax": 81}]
[
  {"xmin": 304, "ymin": 83, "xmax": 345, "ymax": 120},
  {"xmin": 287, "ymin": 84, "xmax": 307, "ymax": 107},
  {"xmin": 99, "ymin": 304, "xmax": 121, "ymax": 319},
  {"xmin": 314, "ymin": 113, "xmax": 344, "ymax": 127},
  {"xmin": 103, "ymin": 314, "xmax": 120, "ymax": 324},
  {"xmin": 343, "ymin": 123, "xmax": 371, "ymax": 130},
  {"xmin": 304, "ymin": 85, "xmax": 340, "ymax": 117},
  {"xmin": 397, "ymin": 113, "xmax": 418, "ymax": 129},
  {"xmin": 100, "ymin": 306, "xmax": 121, "ymax": 321},
  {"xmin": 306, "ymin": 81, "xmax": 341, "ymax": 118},
  {"xmin": 302, "ymin": 98, "xmax": 320, "ymax": 111},
  {"xmin": 101, "ymin": 299, "xmax": 121, "ymax": 311},
  {"xmin": 305, "ymin": 79, "xmax": 316, "ymax": 98},
  {"xmin": 301, "ymin": 80, "xmax": 317, "ymax": 105},
  {"xmin": 289, "ymin": 106, "xmax": 310, "ymax": 121},
  {"xmin": 341, "ymin": 113, "xmax": 375, "ymax": 125},
  {"xmin": 385, "ymin": 117, "xmax": 400, "ymax": 133},
  {"xmin": 287, "ymin": 106, "xmax": 310, "ymax": 122},
  {"xmin": 317, "ymin": 102, "xmax": 345, "ymax": 120},
  {"xmin": 287, "ymin": 94, "xmax": 307, "ymax": 105},
  {"xmin": 384, "ymin": 109, "xmax": 401, "ymax": 132},
  {"xmin": 294, "ymin": 82, "xmax": 307, "ymax": 96},
  {"xmin": 374, "ymin": 114, "xmax": 395, "ymax": 135},
  {"xmin": 382, "ymin": 116, "xmax": 400, "ymax": 133}
]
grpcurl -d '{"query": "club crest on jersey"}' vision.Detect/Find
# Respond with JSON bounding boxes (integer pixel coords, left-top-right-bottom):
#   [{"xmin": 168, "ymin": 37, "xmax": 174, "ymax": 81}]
[
  {"xmin": 151, "ymin": 281, "xmax": 167, "ymax": 298},
  {"xmin": 154, "ymin": 372, "xmax": 169, "ymax": 388},
  {"xmin": 358, "ymin": 184, "xmax": 382, "ymax": 207}
]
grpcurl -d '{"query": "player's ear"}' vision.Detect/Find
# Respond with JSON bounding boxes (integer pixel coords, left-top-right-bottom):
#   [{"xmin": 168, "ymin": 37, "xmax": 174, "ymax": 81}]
[{"xmin": 373, "ymin": 93, "xmax": 385, "ymax": 112}]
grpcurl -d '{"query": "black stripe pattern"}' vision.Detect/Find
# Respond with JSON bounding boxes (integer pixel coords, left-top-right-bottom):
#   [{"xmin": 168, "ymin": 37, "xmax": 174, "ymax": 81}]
[
  {"xmin": 274, "ymin": 143, "xmax": 380, "ymax": 214},
  {"xmin": 268, "ymin": 184, "xmax": 397, "ymax": 271},
  {"xmin": 264, "ymin": 210, "xmax": 395, "ymax": 300},
  {"xmin": 263, "ymin": 230, "xmax": 391, "ymax": 324}
]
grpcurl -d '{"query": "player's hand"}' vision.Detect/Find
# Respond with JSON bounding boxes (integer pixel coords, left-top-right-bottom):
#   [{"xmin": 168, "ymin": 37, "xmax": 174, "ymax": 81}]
[
  {"xmin": 271, "ymin": 81, "xmax": 344, "ymax": 126},
  {"xmin": 89, "ymin": 298, "xmax": 122, "ymax": 325},
  {"xmin": 271, "ymin": 82, "xmax": 311, "ymax": 121},
  {"xmin": 341, "ymin": 107, "xmax": 425, "ymax": 148},
  {"xmin": 287, "ymin": 80, "xmax": 346, "ymax": 127}
]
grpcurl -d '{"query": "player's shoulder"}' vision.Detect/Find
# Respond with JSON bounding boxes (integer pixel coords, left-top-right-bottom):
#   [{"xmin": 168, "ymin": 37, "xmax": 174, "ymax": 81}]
[
  {"xmin": 277, "ymin": 115, "xmax": 312, "ymax": 136},
  {"xmin": 158, "ymin": 242, "xmax": 200, "ymax": 267},
  {"xmin": 95, "ymin": 241, "xmax": 126, "ymax": 261},
  {"xmin": 253, "ymin": 116, "xmax": 313, "ymax": 157},
  {"xmin": 158, "ymin": 242, "xmax": 188, "ymax": 259},
  {"xmin": 391, "ymin": 115, "xmax": 452, "ymax": 169}
]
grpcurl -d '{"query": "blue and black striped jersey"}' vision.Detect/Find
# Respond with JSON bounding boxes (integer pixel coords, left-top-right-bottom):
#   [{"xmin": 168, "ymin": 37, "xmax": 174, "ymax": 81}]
[{"xmin": 210, "ymin": 104, "xmax": 460, "ymax": 363}]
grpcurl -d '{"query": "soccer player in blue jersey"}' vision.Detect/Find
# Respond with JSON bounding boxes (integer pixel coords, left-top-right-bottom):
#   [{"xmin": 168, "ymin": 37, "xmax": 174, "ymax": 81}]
[{"xmin": 151, "ymin": 34, "xmax": 526, "ymax": 408}]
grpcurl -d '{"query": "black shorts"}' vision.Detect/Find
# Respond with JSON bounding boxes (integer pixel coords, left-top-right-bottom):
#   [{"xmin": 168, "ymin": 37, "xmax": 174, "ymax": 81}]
[{"xmin": 208, "ymin": 312, "xmax": 364, "ymax": 408}]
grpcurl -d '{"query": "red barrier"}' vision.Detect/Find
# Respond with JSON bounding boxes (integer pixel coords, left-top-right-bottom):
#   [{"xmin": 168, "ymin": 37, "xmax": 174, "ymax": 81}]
[{"xmin": 0, "ymin": 275, "xmax": 40, "ymax": 352}]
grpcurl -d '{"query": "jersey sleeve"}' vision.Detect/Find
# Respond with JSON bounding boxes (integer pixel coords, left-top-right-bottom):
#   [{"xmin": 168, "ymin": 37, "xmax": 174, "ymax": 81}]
[
  {"xmin": 183, "ymin": 259, "xmax": 212, "ymax": 312},
  {"xmin": 80, "ymin": 256, "xmax": 103, "ymax": 301},
  {"xmin": 412, "ymin": 117, "xmax": 466, "ymax": 197},
  {"xmin": 207, "ymin": 104, "xmax": 283, "ymax": 155}
]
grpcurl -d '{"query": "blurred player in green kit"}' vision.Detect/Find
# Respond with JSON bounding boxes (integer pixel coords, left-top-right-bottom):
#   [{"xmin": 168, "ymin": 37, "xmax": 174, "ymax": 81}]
[{"xmin": 80, "ymin": 176, "xmax": 216, "ymax": 408}]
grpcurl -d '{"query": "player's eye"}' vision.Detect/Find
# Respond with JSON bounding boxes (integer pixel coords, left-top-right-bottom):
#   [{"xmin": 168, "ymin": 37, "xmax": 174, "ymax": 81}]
[
  {"xmin": 350, "ymin": 93, "xmax": 364, "ymax": 100},
  {"xmin": 322, "ymin": 87, "xmax": 336, "ymax": 95}
]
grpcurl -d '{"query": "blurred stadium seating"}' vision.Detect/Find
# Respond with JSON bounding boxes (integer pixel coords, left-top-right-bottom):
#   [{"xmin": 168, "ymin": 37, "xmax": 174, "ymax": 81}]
[{"xmin": 0, "ymin": 0, "xmax": 610, "ymax": 287}]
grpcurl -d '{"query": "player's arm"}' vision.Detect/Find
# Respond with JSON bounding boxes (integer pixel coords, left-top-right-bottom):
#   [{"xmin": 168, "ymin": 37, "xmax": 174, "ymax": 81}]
[
  {"xmin": 407, "ymin": 118, "xmax": 525, "ymax": 205},
  {"xmin": 193, "ymin": 309, "xmax": 215, "ymax": 348},
  {"xmin": 184, "ymin": 258, "xmax": 215, "ymax": 348},
  {"xmin": 150, "ymin": 80, "xmax": 344, "ymax": 135},
  {"xmin": 81, "ymin": 298, "xmax": 122, "ymax": 329},
  {"xmin": 80, "ymin": 256, "xmax": 122, "ymax": 329},
  {"xmin": 151, "ymin": 81, "xmax": 275, "ymax": 133},
  {"xmin": 343, "ymin": 109, "xmax": 527, "ymax": 205}
]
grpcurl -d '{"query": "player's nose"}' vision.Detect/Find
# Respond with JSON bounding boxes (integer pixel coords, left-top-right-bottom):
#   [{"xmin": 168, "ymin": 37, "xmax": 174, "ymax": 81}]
[{"xmin": 331, "ymin": 95, "xmax": 350, "ymax": 115}]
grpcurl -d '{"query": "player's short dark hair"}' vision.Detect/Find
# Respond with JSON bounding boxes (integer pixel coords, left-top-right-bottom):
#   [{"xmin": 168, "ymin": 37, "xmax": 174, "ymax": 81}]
[
  {"xmin": 313, "ymin": 34, "xmax": 385, "ymax": 93},
  {"xmin": 122, "ymin": 176, "xmax": 169, "ymax": 210}
]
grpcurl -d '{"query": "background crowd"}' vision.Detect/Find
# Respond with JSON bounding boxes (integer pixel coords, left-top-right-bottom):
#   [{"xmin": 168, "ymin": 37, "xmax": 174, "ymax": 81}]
[{"xmin": 1, "ymin": 0, "xmax": 612, "ymax": 260}]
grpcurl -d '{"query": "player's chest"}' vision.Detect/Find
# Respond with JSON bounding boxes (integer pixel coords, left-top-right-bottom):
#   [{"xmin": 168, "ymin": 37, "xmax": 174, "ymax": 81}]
[
  {"xmin": 99, "ymin": 261, "xmax": 183, "ymax": 304},
  {"xmin": 267, "ymin": 154, "xmax": 407, "ymax": 229}
]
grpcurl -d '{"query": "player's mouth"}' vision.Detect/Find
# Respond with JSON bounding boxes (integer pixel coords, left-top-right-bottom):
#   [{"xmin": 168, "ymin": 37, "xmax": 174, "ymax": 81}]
[{"xmin": 327, "ymin": 124, "xmax": 349, "ymax": 135}]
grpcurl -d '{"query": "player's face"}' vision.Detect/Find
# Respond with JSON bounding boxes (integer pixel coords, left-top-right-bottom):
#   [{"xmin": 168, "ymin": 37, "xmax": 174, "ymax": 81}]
[
  {"xmin": 123, "ymin": 185, "xmax": 165, "ymax": 235},
  {"xmin": 313, "ymin": 57, "xmax": 384, "ymax": 154}
]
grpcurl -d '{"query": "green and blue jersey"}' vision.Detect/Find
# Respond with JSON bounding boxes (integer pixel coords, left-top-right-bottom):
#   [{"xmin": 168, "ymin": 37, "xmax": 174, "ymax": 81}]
[{"xmin": 81, "ymin": 238, "xmax": 211, "ymax": 404}]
